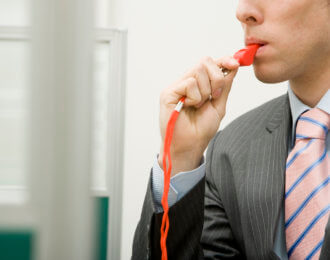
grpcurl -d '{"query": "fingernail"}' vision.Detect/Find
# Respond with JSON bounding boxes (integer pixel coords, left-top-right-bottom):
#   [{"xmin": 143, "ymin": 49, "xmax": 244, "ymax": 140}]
[{"xmin": 213, "ymin": 88, "xmax": 222, "ymax": 98}]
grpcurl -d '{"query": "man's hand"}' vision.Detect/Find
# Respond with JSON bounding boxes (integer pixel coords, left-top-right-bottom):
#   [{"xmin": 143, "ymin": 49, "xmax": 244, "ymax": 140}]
[{"xmin": 158, "ymin": 56, "xmax": 240, "ymax": 176}]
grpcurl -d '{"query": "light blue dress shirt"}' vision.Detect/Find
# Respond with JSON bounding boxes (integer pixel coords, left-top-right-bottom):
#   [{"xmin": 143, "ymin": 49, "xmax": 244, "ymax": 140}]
[{"xmin": 152, "ymin": 86, "xmax": 330, "ymax": 259}]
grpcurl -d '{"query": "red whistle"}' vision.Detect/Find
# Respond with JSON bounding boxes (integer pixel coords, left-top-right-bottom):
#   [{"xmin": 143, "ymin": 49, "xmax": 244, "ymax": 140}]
[{"xmin": 233, "ymin": 44, "xmax": 261, "ymax": 66}]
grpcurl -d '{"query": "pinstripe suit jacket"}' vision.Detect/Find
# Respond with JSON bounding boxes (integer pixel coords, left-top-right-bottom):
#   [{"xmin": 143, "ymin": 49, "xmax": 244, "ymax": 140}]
[{"xmin": 132, "ymin": 93, "xmax": 330, "ymax": 259}]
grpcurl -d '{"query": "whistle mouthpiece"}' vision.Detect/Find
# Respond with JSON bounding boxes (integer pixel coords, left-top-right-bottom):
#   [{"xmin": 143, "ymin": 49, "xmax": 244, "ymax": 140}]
[{"xmin": 233, "ymin": 44, "xmax": 262, "ymax": 66}]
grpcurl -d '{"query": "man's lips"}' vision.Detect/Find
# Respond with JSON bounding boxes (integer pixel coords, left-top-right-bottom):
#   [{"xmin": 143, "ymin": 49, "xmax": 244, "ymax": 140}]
[
  {"xmin": 245, "ymin": 37, "xmax": 268, "ymax": 46},
  {"xmin": 244, "ymin": 37, "xmax": 269, "ymax": 57},
  {"xmin": 255, "ymin": 44, "xmax": 267, "ymax": 56}
]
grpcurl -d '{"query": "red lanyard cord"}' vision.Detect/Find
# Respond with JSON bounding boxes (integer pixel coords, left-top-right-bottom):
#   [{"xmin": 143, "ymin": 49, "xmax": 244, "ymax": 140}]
[{"xmin": 160, "ymin": 97, "xmax": 185, "ymax": 260}]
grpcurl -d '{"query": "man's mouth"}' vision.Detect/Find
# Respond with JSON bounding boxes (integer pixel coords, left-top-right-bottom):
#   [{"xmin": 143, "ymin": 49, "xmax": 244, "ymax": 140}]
[
  {"xmin": 244, "ymin": 37, "xmax": 269, "ymax": 57},
  {"xmin": 245, "ymin": 37, "xmax": 268, "ymax": 47}
]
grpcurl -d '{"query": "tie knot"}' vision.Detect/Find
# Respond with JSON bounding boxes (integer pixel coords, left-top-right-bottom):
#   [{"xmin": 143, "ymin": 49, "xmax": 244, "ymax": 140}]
[{"xmin": 295, "ymin": 108, "xmax": 330, "ymax": 140}]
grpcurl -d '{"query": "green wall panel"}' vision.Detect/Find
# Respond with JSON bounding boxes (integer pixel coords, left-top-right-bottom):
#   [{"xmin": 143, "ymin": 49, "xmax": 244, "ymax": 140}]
[
  {"xmin": 0, "ymin": 230, "xmax": 34, "ymax": 260},
  {"xmin": 95, "ymin": 197, "xmax": 109, "ymax": 260}
]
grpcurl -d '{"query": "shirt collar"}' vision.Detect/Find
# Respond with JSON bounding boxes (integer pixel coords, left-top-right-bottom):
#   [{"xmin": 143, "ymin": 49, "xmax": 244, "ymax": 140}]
[{"xmin": 288, "ymin": 84, "xmax": 330, "ymax": 148}]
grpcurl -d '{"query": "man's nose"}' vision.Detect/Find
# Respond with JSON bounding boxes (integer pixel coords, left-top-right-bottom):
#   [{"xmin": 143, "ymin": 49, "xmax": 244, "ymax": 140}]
[{"xmin": 236, "ymin": 0, "xmax": 263, "ymax": 26}]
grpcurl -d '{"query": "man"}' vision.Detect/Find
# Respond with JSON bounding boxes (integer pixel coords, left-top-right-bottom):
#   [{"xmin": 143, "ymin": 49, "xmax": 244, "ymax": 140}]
[{"xmin": 132, "ymin": 0, "xmax": 330, "ymax": 259}]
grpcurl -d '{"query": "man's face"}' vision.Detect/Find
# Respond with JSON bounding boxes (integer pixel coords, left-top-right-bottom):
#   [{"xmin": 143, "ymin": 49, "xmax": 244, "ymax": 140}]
[{"xmin": 236, "ymin": 0, "xmax": 330, "ymax": 83}]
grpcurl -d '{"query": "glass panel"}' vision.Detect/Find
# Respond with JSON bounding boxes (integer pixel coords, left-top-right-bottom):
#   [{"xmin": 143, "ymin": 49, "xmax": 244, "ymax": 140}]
[
  {"xmin": 0, "ymin": 39, "xmax": 111, "ymax": 198},
  {"xmin": 0, "ymin": 0, "xmax": 31, "ymax": 26},
  {"xmin": 0, "ymin": 40, "xmax": 30, "ymax": 203},
  {"xmin": 91, "ymin": 41, "xmax": 110, "ymax": 191}
]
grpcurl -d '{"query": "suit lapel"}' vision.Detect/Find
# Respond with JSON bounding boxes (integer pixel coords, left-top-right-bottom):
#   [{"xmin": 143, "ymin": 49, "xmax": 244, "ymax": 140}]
[{"xmin": 241, "ymin": 94, "xmax": 291, "ymax": 259}]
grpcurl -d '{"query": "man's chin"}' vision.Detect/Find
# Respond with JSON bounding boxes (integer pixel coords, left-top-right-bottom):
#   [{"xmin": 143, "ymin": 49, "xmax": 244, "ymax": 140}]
[{"xmin": 253, "ymin": 64, "xmax": 289, "ymax": 84}]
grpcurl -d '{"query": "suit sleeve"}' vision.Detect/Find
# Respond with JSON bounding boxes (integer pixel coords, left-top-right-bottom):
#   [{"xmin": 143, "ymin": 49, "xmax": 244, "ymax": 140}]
[
  {"xmin": 131, "ymin": 169, "xmax": 205, "ymax": 260},
  {"xmin": 201, "ymin": 150, "xmax": 242, "ymax": 259},
  {"xmin": 131, "ymin": 131, "xmax": 242, "ymax": 259}
]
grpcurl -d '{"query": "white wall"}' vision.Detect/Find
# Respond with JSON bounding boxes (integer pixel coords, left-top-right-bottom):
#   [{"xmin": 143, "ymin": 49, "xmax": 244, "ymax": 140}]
[{"xmin": 120, "ymin": 1, "xmax": 287, "ymax": 259}]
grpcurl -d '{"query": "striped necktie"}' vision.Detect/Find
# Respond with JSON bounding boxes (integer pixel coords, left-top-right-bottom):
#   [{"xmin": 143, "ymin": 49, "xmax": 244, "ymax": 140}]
[{"xmin": 285, "ymin": 107, "xmax": 330, "ymax": 259}]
